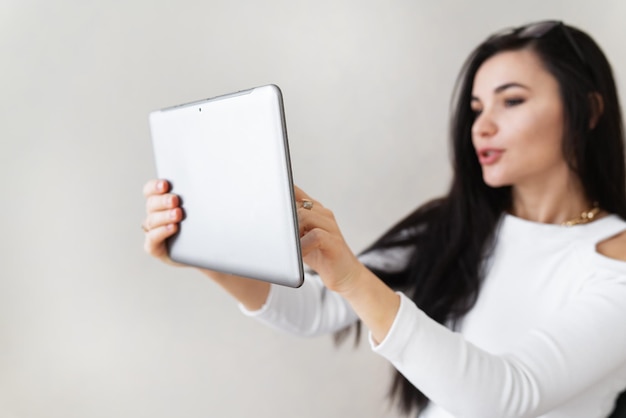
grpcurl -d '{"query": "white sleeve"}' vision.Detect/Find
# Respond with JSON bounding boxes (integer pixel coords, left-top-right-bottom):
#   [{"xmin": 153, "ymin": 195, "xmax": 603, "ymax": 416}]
[
  {"xmin": 371, "ymin": 269, "xmax": 626, "ymax": 418},
  {"xmin": 239, "ymin": 246, "xmax": 415, "ymax": 337},
  {"xmin": 239, "ymin": 272, "xmax": 358, "ymax": 337}
]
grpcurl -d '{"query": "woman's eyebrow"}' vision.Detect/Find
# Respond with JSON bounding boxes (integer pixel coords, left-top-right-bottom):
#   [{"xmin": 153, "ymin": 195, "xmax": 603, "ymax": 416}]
[
  {"xmin": 494, "ymin": 82, "xmax": 530, "ymax": 93},
  {"xmin": 471, "ymin": 82, "xmax": 531, "ymax": 102}
]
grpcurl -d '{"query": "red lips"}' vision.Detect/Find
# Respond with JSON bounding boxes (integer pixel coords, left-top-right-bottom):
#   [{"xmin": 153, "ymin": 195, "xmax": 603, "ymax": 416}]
[{"xmin": 476, "ymin": 148, "xmax": 504, "ymax": 165}]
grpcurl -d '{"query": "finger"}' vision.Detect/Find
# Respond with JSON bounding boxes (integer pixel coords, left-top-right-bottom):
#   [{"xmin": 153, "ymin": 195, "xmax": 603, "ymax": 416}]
[
  {"xmin": 293, "ymin": 185, "xmax": 323, "ymax": 209},
  {"xmin": 293, "ymin": 185, "xmax": 311, "ymax": 202},
  {"xmin": 143, "ymin": 179, "xmax": 170, "ymax": 197},
  {"xmin": 144, "ymin": 223, "xmax": 178, "ymax": 257},
  {"xmin": 297, "ymin": 206, "xmax": 337, "ymax": 237},
  {"xmin": 144, "ymin": 207, "xmax": 182, "ymax": 231},
  {"xmin": 299, "ymin": 228, "xmax": 327, "ymax": 257},
  {"xmin": 146, "ymin": 193, "xmax": 179, "ymax": 213}
]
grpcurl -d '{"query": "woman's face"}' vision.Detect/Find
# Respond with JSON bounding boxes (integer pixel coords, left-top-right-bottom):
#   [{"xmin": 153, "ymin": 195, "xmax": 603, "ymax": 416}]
[{"xmin": 470, "ymin": 48, "xmax": 569, "ymax": 189}]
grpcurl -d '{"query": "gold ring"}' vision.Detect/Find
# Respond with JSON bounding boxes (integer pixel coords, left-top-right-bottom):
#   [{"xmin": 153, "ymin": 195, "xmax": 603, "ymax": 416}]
[{"xmin": 302, "ymin": 199, "xmax": 313, "ymax": 210}]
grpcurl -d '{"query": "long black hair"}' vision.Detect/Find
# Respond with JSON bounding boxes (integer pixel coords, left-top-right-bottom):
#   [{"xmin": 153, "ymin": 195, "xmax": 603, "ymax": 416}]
[{"xmin": 347, "ymin": 21, "xmax": 626, "ymax": 415}]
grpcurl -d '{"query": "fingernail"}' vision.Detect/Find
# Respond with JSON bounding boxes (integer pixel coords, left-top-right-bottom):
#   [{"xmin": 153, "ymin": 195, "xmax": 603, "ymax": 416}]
[
  {"xmin": 159, "ymin": 181, "xmax": 165, "ymax": 191},
  {"xmin": 170, "ymin": 209, "xmax": 177, "ymax": 219}
]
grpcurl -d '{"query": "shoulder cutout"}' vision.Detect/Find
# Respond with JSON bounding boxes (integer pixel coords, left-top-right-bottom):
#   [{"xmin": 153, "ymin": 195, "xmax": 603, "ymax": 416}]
[{"xmin": 596, "ymin": 230, "xmax": 626, "ymax": 262}]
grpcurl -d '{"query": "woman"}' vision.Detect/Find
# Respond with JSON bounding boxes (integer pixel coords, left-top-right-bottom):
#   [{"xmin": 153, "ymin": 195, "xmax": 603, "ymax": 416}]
[{"xmin": 142, "ymin": 21, "xmax": 626, "ymax": 417}]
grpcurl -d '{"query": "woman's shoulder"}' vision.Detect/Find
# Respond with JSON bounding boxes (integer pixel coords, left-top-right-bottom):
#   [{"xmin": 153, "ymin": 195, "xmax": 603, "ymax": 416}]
[
  {"xmin": 596, "ymin": 229, "xmax": 626, "ymax": 262},
  {"xmin": 587, "ymin": 214, "xmax": 626, "ymax": 273}
]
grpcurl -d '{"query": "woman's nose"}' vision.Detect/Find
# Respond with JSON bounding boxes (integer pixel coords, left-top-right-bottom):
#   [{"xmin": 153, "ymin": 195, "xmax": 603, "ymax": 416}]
[{"xmin": 472, "ymin": 110, "xmax": 498, "ymax": 139}]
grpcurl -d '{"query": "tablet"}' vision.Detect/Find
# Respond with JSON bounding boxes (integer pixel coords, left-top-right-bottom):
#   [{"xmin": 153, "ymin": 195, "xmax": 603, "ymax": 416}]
[{"xmin": 148, "ymin": 85, "xmax": 304, "ymax": 288}]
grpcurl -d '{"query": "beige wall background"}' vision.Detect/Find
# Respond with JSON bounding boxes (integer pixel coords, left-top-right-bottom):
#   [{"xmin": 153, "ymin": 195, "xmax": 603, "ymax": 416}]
[{"xmin": 1, "ymin": 1, "xmax": 625, "ymax": 417}]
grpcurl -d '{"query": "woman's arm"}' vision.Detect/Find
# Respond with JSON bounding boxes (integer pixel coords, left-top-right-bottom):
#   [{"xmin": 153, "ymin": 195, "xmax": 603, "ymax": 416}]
[
  {"xmin": 200, "ymin": 270, "xmax": 270, "ymax": 311},
  {"xmin": 294, "ymin": 186, "xmax": 626, "ymax": 417},
  {"xmin": 372, "ymin": 273, "xmax": 626, "ymax": 417},
  {"xmin": 294, "ymin": 186, "xmax": 402, "ymax": 342}
]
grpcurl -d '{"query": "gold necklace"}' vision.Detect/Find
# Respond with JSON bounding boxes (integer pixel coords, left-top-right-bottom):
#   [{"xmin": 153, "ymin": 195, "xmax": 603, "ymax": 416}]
[{"xmin": 561, "ymin": 203, "xmax": 601, "ymax": 227}]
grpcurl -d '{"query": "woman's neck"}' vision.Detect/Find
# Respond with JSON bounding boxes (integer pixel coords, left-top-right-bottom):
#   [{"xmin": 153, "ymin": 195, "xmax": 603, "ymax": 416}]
[{"xmin": 510, "ymin": 176, "xmax": 592, "ymax": 225}]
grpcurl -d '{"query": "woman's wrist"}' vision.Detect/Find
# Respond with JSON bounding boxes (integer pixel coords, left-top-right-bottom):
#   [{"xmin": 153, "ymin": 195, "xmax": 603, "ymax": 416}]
[
  {"xmin": 199, "ymin": 268, "xmax": 271, "ymax": 311},
  {"xmin": 335, "ymin": 264, "xmax": 401, "ymax": 344}
]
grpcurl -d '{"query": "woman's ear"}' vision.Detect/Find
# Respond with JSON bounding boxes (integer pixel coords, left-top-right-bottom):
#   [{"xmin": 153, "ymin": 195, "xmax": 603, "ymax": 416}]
[{"xmin": 589, "ymin": 92, "xmax": 604, "ymax": 129}]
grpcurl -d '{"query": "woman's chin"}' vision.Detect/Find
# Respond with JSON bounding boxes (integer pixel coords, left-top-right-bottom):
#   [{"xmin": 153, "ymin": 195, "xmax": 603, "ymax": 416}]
[{"xmin": 482, "ymin": 174, "xmax": 511, "ymax": 188}]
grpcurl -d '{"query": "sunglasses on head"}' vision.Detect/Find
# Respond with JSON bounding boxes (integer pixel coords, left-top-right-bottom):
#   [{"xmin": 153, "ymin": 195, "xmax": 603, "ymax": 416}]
[{"xmin": 488, "ymin": 20, "xmax": 593, "ymax": 81}]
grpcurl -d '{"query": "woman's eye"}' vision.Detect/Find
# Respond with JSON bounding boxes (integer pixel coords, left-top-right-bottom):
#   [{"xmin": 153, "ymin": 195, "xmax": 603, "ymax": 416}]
[{"xmin": 504, "ymin": 98, "xmax": 525, "ymax": 107}]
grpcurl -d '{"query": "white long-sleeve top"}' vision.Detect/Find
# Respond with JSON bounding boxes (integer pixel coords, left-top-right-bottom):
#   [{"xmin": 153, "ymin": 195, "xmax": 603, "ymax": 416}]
[{"xmin": 241, "ymin": 214, "xmax": 626, "ymax": 418}]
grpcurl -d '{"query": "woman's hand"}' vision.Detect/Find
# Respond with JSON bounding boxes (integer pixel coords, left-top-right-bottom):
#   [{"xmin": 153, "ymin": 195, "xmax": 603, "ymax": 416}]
[
  {"xmin": 295, "ymin": 186, "xmax": 366, "ymax": 294},
  {"xmin": 141, "ymin": 179, "xmax": 270, "ymax": 308},
  {"xmin": 295, "ymin": 186, "xmax": 401, "ymax": 343},
  {"xmin": 141, "ymin": 179, "xmax": 185, "ymax": 267}
]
